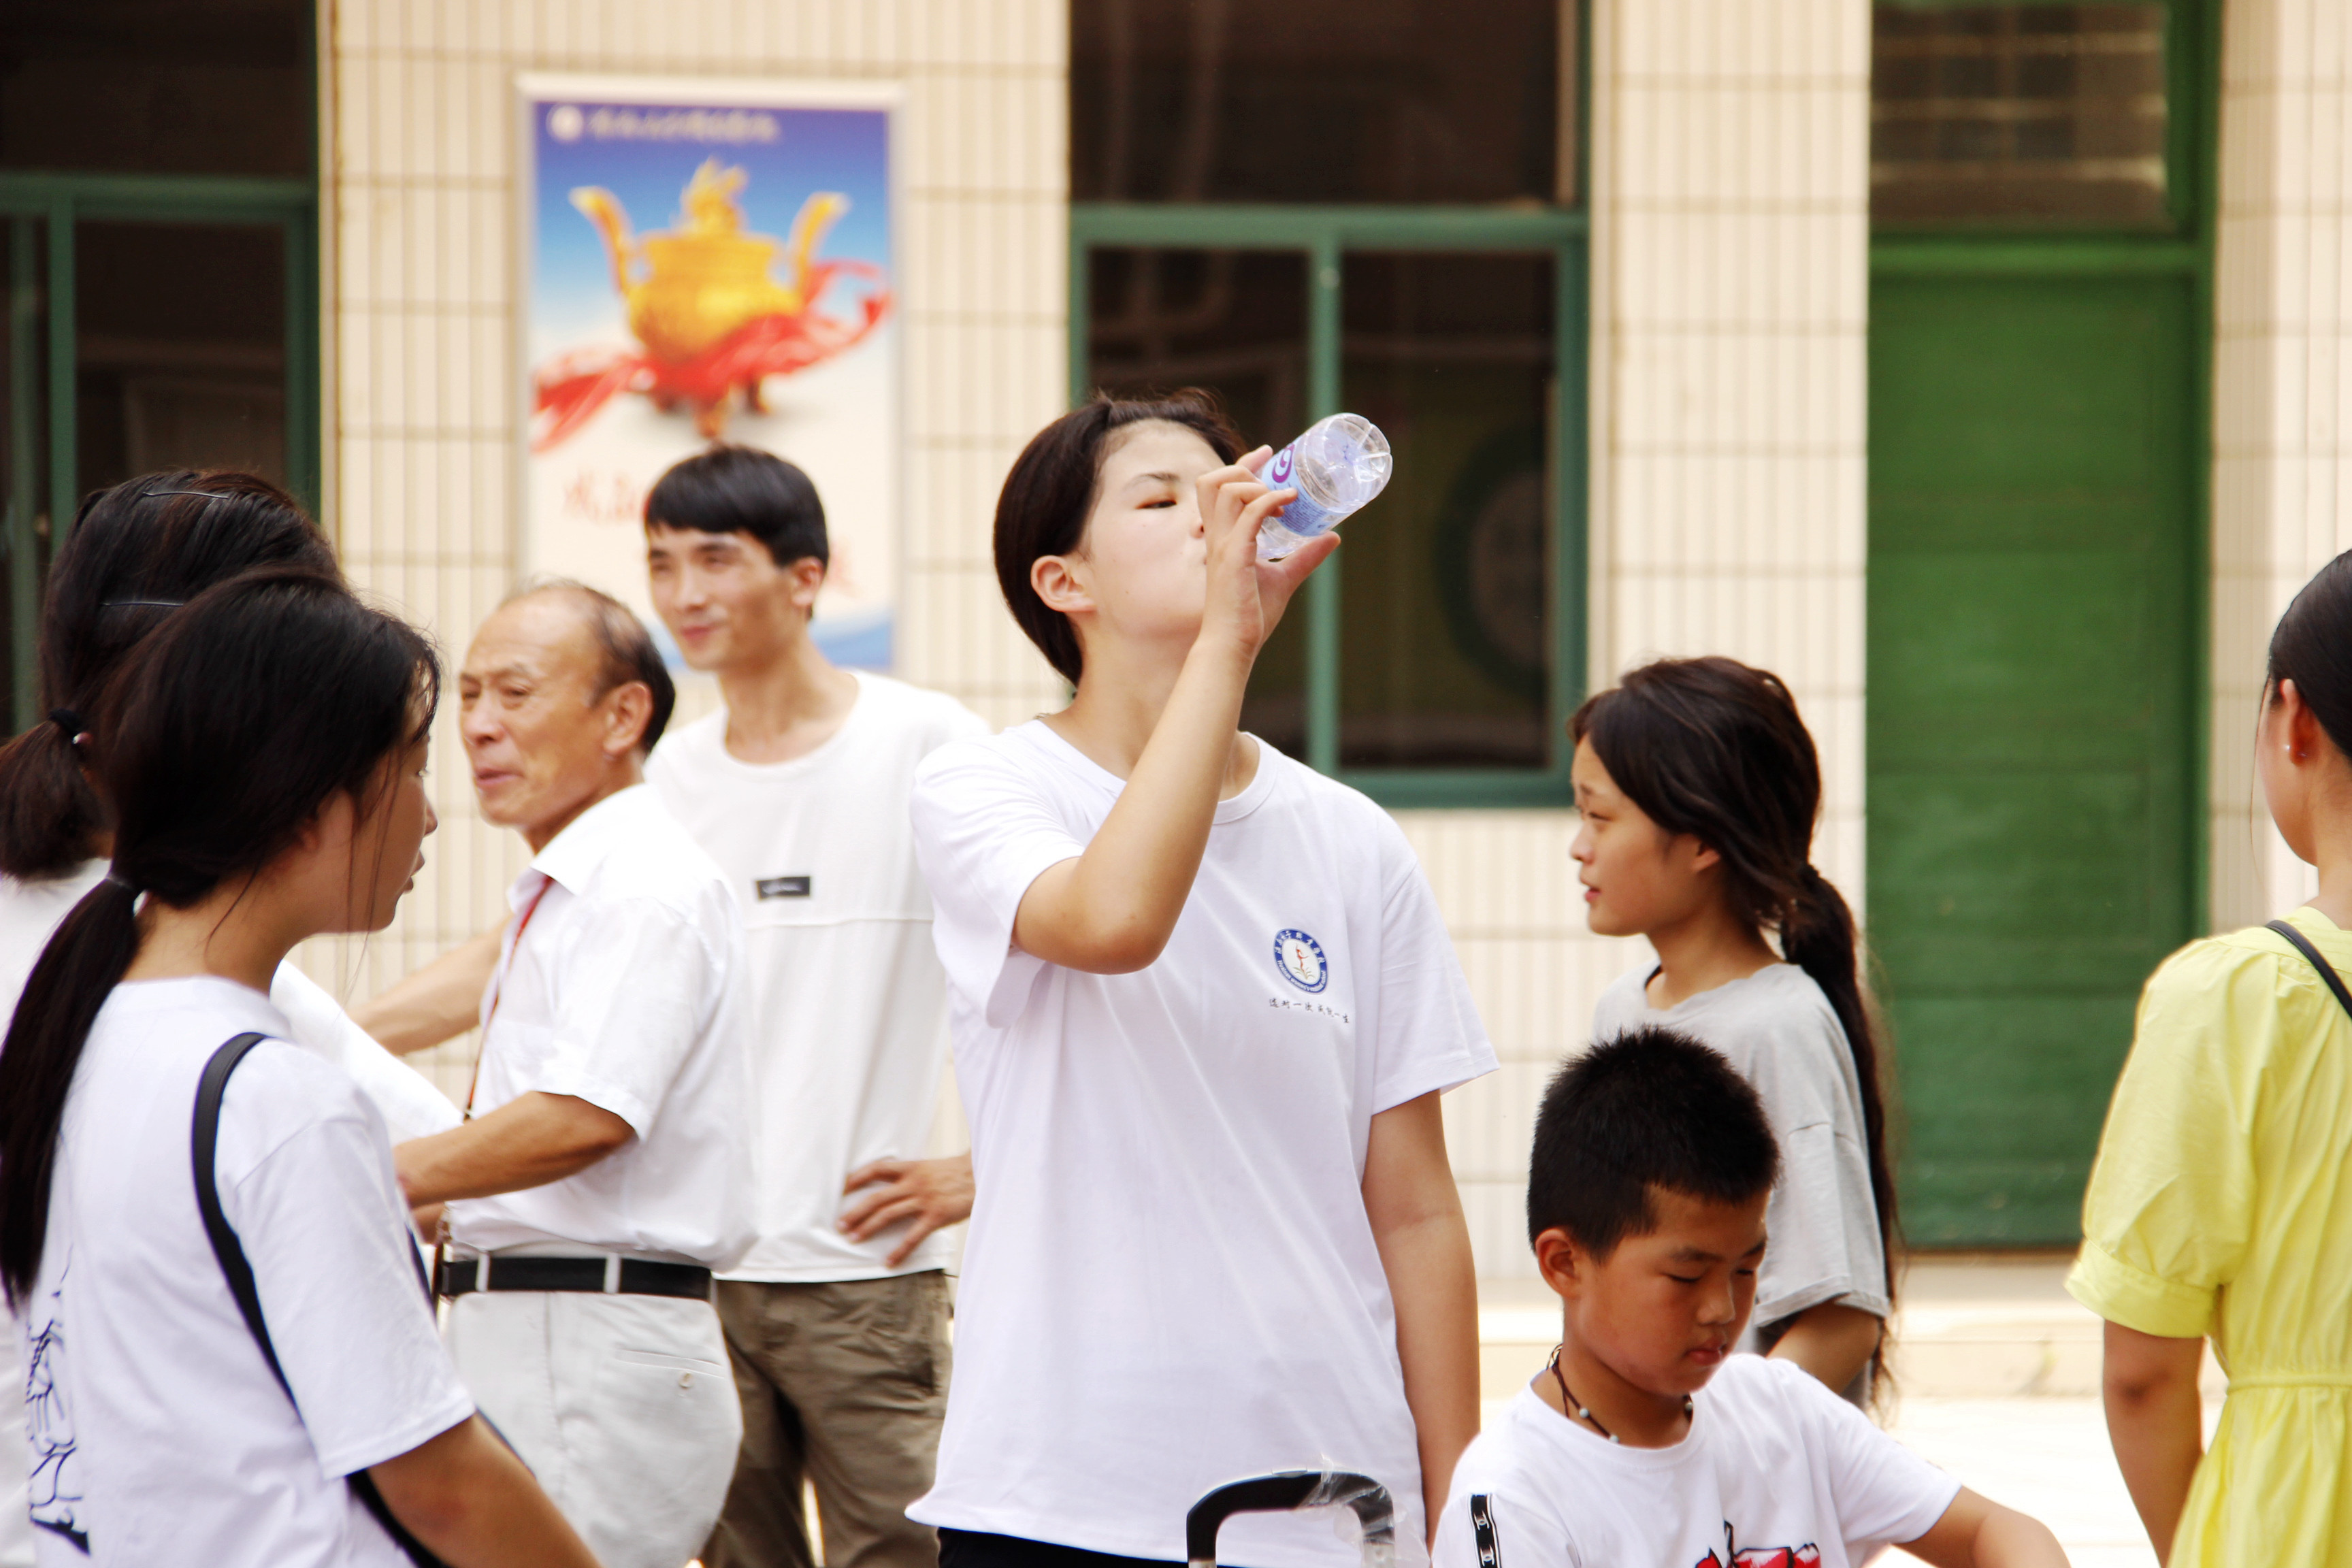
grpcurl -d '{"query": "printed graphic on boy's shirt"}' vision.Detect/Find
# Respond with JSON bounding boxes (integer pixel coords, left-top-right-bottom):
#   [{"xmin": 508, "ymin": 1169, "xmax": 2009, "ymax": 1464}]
[
  {"xmin": 1700, "ymin": 1523, "xmax": 1820, "ymax": 1568},
  {"xmin": 755, "ymin": 875, "xmax": 812, "ymax": 899}
]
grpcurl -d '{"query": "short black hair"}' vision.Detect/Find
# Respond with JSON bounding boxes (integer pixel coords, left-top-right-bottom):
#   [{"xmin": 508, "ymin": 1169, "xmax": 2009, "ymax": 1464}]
[
  {"xmin": 644, "ymin": 444, "xmax": 828, "ymax": 568},
  {"xmin": 995, "ymin": 389, "xmax": 1241, "ymax": 685},
  {"xmin": 509, "ymin": 578, "xmax": 676, "ymax": 755},
  {"xmin": 1526, "ymin": 1027, "xmax": 1780, "ymax": 1258}
]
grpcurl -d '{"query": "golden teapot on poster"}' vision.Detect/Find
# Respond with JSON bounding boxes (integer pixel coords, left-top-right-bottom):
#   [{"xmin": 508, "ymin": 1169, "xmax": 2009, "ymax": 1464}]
[{"xmin": 532, "ymin": 157, "xmax": 891, "ymax": 447}]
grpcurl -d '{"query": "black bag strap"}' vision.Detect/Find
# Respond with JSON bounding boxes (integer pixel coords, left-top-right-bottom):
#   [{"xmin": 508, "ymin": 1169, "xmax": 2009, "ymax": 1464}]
[
  {"xmin": 2266, "ymin": 919, "xmax": 2352, "ymax": 1021},
  {"xmin": 194, "ymin": 1033, "xmax": 450, "ymax": 1568}
]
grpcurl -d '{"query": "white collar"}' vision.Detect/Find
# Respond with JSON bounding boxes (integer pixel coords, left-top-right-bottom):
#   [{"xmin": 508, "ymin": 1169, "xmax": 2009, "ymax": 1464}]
[{"xmin": 518, "ymin": 783, "xmax": 659, "ymax": 902}]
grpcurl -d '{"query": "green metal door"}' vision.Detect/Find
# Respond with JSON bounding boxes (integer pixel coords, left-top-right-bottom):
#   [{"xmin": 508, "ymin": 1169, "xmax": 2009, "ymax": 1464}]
[{"xmin": 1869, "ymin": 274, "xmax": 2198, "ymax": 1243}]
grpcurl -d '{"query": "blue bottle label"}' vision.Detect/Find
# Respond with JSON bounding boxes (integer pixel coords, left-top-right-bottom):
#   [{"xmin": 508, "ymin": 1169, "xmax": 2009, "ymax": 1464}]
[{"xmin": 1262, "ymin": 441, "xmax": 1342, "ymax": 538}]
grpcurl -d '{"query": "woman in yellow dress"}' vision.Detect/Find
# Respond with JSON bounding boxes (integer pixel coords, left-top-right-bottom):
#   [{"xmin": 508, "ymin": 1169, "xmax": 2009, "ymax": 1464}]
[{"xmin": 2068, "ymin": 551, "xmax": 2352, "ymax": 1565}]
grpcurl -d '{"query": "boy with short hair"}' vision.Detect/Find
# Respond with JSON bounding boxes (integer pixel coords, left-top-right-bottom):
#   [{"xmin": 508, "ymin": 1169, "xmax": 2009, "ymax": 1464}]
[{"xmin": 1435, "ymin": 1028, "xmax": 2069, "ymax": 1568}]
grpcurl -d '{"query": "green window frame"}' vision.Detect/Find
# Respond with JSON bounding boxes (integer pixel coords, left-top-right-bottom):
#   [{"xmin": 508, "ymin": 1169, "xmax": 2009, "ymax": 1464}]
[
  {"xmin": 1068, "ymin": 0, "xmax": 1591, "ymax": 809},
  {"xmin": 0, "ymin": 174, "xmax": 319, "ymax": 735},
  {"xmin": 1071, "ymin": 206, "xmax": 1587, "ymax": 808}
]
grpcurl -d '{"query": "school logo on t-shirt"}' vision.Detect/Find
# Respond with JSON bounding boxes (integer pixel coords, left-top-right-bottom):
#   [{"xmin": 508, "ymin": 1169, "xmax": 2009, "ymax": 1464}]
[{"xmin": 1273, "ymin": 928, "xmax": 1328, "ymax": 993}]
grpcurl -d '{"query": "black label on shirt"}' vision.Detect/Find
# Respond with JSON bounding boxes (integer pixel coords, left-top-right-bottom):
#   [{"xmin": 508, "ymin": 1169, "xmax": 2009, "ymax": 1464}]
[
  {"xmin": 1470, "ymin": 1494, "xmax": 1501, "ymax": 1568},
  {"xmin": 755, "ymin": 875, "xmax": 813, "ymax": 900}
]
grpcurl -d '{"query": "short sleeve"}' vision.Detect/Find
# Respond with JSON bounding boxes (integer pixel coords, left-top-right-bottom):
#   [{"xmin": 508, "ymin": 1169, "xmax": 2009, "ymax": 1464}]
[
  {"xmin": 1756, "ymin": 1121, "xmax": 1889, "ymax": 1324},
  {"xmin": 222, "ymin": 1060, "xmax": 474, "ymax": 1477},
  {"xmin": 1432, "ymin": 1480, "xmax": 1577, "ymax": 1568},
  {"xmin": 268, "ymin": 962, "xmax": 460, "ymax": 1144},
  {"xmin": 2067, "ymin": 941, "xmax": 2262, "ymax": 1339},
  {"xmin": 1368, "ymin": 814, "xmax": 1496, "ymax": 1113},
  {"xmin": 910, "ymin": 741, "xmax": 1088, "ymax": 1030},
  {"xmin": 1797, "ymin": 1362, "xmax": 1961, "ymax": 1548},
  {"xmin": 534, "ymin": 901, "xmax": 722, "ymax": 1136}
]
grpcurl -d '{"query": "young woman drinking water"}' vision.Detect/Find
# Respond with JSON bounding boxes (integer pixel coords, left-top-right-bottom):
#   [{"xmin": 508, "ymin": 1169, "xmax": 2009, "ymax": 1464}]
[
  {"xmin": 0, "ymin": 570, "xmax": 597, "ymax": 1567},
  {"xmin": 906, "ymin": 393, "xmax": 1494, "ymax": 1567},
  {"xmin": 1570, "ymin": 657, "xmax": 1895, "ymax": 1402}
]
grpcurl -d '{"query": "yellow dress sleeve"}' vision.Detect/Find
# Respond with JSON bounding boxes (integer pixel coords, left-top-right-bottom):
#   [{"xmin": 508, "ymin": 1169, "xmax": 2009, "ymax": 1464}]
[{"xmin": 2065, "ymin": 938, "xmax": 2264, "ymax": 1339}]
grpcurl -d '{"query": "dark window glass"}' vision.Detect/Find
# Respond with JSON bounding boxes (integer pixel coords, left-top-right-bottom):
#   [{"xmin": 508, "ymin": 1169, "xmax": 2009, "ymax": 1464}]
[
  {"xmin": 1087, "ymin": 246, "xmax": 1312, "ymax": 756},
  {"xmin": 1071, "ymin": 0, "xmax": 1567, "ymax": 205},
  {"xmin": 0, "ymin": 0, "xmax": 309, "ymax": 176},
  {"xmin": 76, "ymin": 221, "xmax": 287, "ymax": 493},
  {"xmin": 2, "ymin": 218, "xmax": 51, "ymax": 728},
  {"xmin": 1873, "ymin": 3, "xmax": 2168, "ymax": 225},
  {"xmin": 1339, "ymin": 252, "xmax": 1553, "ymax": 770}
]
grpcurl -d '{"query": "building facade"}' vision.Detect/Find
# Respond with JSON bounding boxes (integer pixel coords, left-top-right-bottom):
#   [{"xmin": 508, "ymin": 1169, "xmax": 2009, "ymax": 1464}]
[{"xmin": 2, "ymin": 0, "xmax": 2347, "ymax": 1275}]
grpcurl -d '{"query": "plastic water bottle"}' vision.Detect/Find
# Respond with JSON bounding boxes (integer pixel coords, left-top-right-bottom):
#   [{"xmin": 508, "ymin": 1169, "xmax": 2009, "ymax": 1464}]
[{"xmin": 1254, "ymin": 414, "xmax": 1393, "ymax": 561}]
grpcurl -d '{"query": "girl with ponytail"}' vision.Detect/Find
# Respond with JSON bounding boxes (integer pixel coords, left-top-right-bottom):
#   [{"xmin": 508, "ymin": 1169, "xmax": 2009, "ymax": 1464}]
[
  {"xmin": 0, "ymin": 474, "xmax": 459, "ymax": 1565},
  {"xmin": 1570, "ymin": 656, "xmax": 1895, "ymax": 1403},
  {"xmin": 2068, "ymin": 552, "xmax": 2352, "ymax": 1567},
  {"xmin": 0, "ymin": 473, "xmax": 457, "ymax": 1142},
  {"xmin": 0, "ymin": 570, "xmax": 598, "ymax": 1567}
]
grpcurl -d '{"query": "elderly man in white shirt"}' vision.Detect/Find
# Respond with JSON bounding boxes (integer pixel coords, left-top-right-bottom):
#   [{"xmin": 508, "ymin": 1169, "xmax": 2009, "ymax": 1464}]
[{"xmin": 394, "ymin": 579, "xmax": 755, "ymax": 1568}]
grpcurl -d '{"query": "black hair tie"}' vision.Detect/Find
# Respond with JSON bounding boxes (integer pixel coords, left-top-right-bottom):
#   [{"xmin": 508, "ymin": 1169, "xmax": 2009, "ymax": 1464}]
[{"xmin": 48, "ymin": 708, "xmax": 84, "ymax": 741}]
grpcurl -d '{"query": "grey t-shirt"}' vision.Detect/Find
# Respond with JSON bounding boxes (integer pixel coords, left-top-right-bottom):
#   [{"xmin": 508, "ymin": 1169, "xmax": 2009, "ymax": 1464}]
[{"xmin": 1590, "ymin": 962, "xmax": 1890, "ymax": 1349}]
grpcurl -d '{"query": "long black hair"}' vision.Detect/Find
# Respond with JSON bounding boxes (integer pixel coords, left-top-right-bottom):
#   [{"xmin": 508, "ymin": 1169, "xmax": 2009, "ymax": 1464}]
[
  {"xmin": 0, "ymin": 568, "xmax": 438, "ymax": 1307},
  {"xmin": 2268, "ymin": 551, "xmax": 2352, "ymax": 744},
  {"xmin": 994, "ymin": 389, "xmax": 1242, "ymax": 685},
  {"xmin": 0, "ymin": 472, "xmax": 338, "ymax": 880},
  {"xmin": 1572, "ymin": 657, "xmax": 1900, "ymax": 1330}
]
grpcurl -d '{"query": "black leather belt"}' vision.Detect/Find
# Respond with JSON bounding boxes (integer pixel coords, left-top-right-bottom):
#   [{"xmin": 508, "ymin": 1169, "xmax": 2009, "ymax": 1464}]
[{"xmin": 436, "ymin": 1255, "xmax": 713, "ymax": 1301}]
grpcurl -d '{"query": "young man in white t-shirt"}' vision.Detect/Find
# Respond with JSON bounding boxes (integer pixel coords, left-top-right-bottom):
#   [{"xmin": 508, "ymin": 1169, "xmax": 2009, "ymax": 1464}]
[
  {"xmin": 641, "ymin": 446, "xmax": 986, "ymax": 1568},
  {"xmin": 1435, "ymin": 1028, "xmax": 2068, "ymax": 1568}
]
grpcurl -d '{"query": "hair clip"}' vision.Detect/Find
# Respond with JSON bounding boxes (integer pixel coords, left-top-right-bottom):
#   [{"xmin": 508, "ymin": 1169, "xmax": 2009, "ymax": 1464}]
[
  {"xmin": 142, "ymin": 488, "xmax": 237, "ymax": 502},
  {"xmin": 48, "ymin": 708, "xmax": 83, "ymax": 740},
  {"xmin": 100, "ymin": 598, "xmax": 185, "ymax": 610}
]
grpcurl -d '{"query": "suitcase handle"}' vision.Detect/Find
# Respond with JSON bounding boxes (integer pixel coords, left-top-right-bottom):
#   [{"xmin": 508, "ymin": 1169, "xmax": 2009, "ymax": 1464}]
[{"xmin": 1185, "ymin": 1470, "xmax": 1395, "ymax": 1568}]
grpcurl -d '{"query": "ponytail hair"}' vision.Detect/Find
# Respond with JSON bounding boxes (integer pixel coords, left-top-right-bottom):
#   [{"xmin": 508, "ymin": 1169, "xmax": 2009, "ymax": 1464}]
[
  {"xmin": 0, "ymin": 473, "xmax": 336, "ymax": 880},
  {"xmin": 2267, "ymin": 551, "xmax": 2352, "ymax": 748},
  {"xmin": 1571, "ymin": 657, "xmax": 1900, "ymax": 1324},
  {"xmin": 0, "ymin": 568, "xmax": 437, "ymax": 1307}
]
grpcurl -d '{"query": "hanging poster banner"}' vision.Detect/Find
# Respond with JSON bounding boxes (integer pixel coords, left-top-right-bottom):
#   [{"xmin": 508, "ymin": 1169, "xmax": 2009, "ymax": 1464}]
[{"xmin": 517, "ymin": 74, "xmax": 900, "ymax": 668}]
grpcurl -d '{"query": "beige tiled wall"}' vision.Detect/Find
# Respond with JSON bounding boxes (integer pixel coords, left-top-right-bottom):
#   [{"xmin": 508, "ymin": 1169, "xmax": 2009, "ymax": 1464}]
[
  {"xmin": 1442, "ymin": 0, "xmax": 1872, "ymax": 1275},
  {"xmin": 299, "ymin": 0, "xmax": 1874, "ymax": 1280},
  {"xmin": 300, "ymin": 0, "xmax": 1070, "ymax": 1097},
  {"xmin": 2210, "ymin": 0, "xmax": 2352, "ymax": 931}
]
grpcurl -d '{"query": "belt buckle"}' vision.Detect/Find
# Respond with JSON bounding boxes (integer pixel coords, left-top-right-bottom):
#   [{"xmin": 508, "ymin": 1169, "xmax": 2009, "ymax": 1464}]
[{"xmin": 603, "ymin": 1255, "xmax": 621, "ymax": 1294}]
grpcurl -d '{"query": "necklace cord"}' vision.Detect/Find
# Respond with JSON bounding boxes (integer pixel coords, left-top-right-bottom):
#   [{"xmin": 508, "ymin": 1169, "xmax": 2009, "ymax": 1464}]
[{"xmin": 1546, "ymin": 1343, "xmax": 1692, "ymax": 1446}]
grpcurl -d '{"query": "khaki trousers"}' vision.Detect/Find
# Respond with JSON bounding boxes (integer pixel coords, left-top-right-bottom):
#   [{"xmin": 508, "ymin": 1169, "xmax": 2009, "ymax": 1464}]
[{"xmin": 702, "ymin": 1271, "xmax": 952, "ymax": 1568}]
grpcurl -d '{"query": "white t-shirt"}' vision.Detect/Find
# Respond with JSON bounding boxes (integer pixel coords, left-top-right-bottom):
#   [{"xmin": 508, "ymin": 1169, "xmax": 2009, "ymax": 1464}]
[
  {"xmin": 1592, "ymin": 964, "xmax": 1889, "ymax": 1342},
  {"xmin": 20, "ymin": 977, "xmax": 475, "ymax": 1567},
  {"xmin": 1, "ymin": 868, "xmax": 458, "ymax": 1567},
  {"xmin": 906, "ymin": 722, "xmax": 1496, "ymax": 1568},
  {"xmin": 446, "ymin": 785, "xmax": 756, "ymax": 1268},
  {"xmin": 647, "ymin": 672, "xmax": 988, "ymax": 1281},
  {"xmin": 1433, "ymin": 1357, "xmax": 1959, "ymax": 1568}
]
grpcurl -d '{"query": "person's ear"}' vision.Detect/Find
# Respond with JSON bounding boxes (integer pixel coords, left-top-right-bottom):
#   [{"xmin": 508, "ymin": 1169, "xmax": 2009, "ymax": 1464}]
[
  {"xmin": 601, "ymin": 681, "xmax": 654, "ymax": 760},
  {"xmin": 1032, "ymin": 553, "xmax": 1094, "ymax": 619},
  {"xmin": 1533, "ymin": 1226, "xmax": 1589, "ymax": 1299},
  {"xmin": 785, "ymin": 555, "xmax": 827, "ymax": 616},
  {"xmin": 2278, "ymin": 678, "xmax": 2332, "ymax": 767}
]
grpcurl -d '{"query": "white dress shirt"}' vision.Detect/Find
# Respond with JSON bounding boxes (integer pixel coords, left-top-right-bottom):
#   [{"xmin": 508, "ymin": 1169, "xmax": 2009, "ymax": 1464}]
[{"xmin": 445, "ymin": 785, "xmax": 755, "ymax": 1268}]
